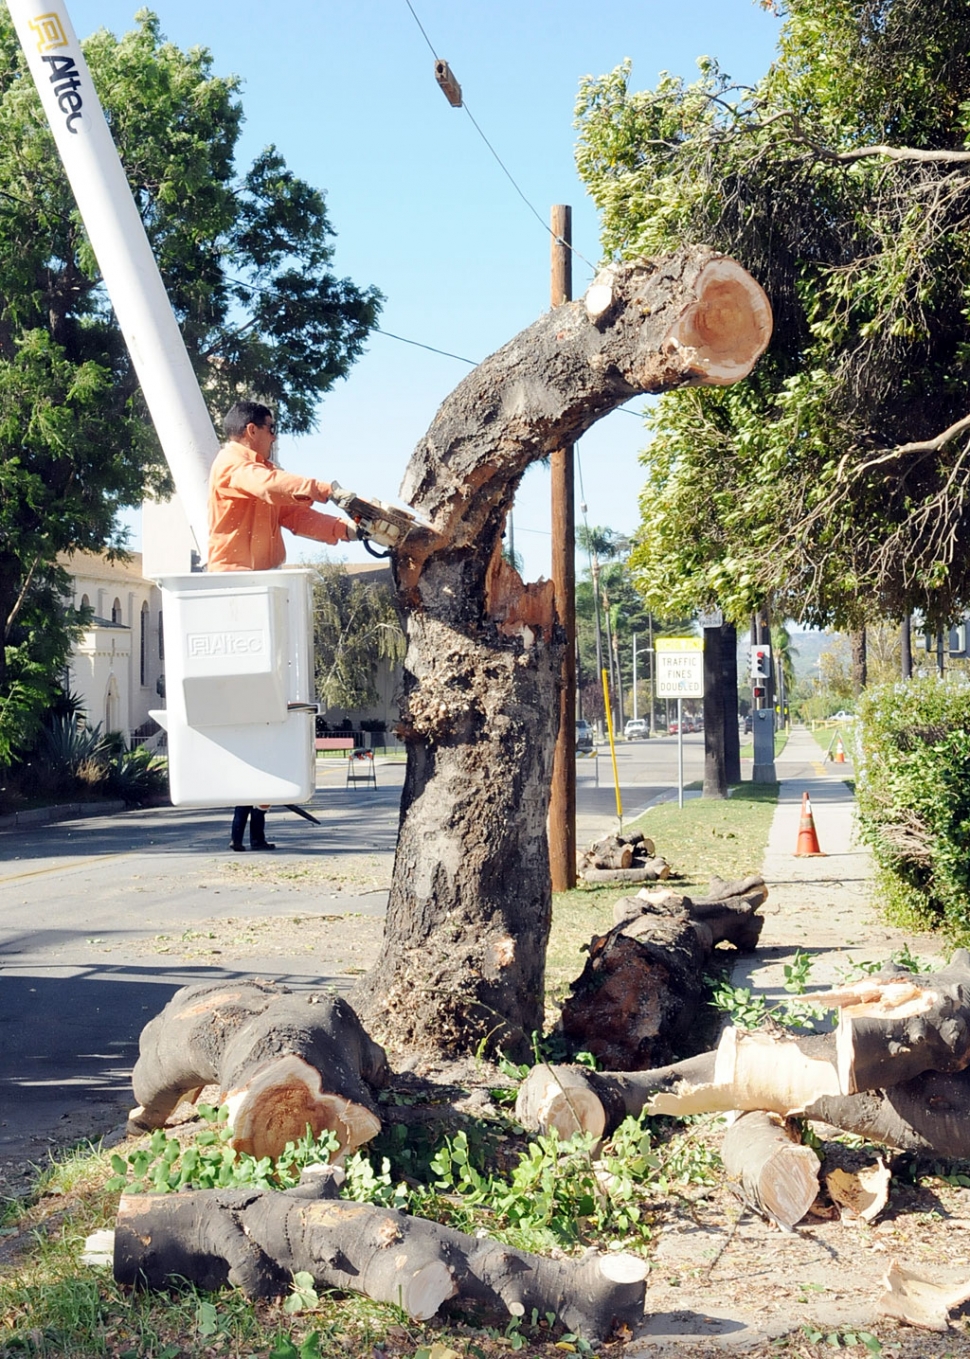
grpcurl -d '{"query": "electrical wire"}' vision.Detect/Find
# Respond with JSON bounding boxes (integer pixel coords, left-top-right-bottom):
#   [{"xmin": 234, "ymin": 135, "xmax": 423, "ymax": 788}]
[
  {"xmin": 374, "ymin": 327, "xmax": 476, "ymax": 365},
  {"xmin": 402, "ymin": 0, "xmax": 596, "ymax": 273}
]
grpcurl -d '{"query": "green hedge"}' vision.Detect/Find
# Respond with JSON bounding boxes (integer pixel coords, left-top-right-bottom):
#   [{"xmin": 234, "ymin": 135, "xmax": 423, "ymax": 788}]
[{"xmin": 856, "ymin": 676, "xmax": 970, "ymax": 937}]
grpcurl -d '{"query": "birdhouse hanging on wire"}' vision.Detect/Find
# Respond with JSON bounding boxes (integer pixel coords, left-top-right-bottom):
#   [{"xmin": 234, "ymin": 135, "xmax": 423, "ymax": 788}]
[{"xmin": 434, "ymin": 59, "xmax": 462, "ymax": 107}]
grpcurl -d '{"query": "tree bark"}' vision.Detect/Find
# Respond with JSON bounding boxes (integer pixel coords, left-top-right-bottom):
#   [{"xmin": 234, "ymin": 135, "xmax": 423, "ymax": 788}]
[
  {"xmin": 352, "ymin": 247, "xmax": 772, "ymax": 1058},
  {"xmin": 129, "ymin": 981, "xmax": 388, "ymax": 1161},
  {"xmin": 112, "ymin": 1173, "xmax": 648, "ymax": 1341}
]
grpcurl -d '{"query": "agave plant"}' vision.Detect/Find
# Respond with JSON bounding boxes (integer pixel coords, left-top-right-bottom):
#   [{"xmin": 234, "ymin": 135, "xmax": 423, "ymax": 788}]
[
  {"xmin": 39, "ymin": 715, "xmax": 111, "ymax": 774},
  {"xmin": 105, "ymin": 746, "xmax": 167, "ymax": 804}
]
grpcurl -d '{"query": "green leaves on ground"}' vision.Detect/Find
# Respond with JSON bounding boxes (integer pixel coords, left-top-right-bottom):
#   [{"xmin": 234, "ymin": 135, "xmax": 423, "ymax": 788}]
[{"xmin": 105, "ymin": 1105, "xmax": 340, "ymax": 1194}]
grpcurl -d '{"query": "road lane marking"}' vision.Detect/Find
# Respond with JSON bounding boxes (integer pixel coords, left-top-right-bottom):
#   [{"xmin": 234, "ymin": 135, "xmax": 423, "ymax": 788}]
[{"xmin": 0, "ymin": 852, "xmax": 127, "ymax": 886}]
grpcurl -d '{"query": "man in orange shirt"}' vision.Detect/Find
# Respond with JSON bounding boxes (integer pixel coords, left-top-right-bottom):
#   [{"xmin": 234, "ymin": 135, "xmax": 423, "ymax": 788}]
[
  {"xmin": 207, "ymin": 399, "xmax": 354, "ymax": 571},
  {"xmin": 207, "ymin": 399, "xmax": 355, "ymax": 850}
]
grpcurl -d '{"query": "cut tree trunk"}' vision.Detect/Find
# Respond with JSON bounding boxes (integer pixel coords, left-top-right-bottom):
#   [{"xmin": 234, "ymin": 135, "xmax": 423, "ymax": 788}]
[
  {"xmin": 112, "ymin": 1172, "xmax": 648, "ymax": 1341},
  {"xmin": 129, "ymin": 981, "xmax": 388, "ymax": 1160},
  {"xmin": 559, "ymin": 905, "xmax": 711, "ymax": 1070},
  {"xmin": 517, "ymin": 1028, "xmax": 970, "ymax": 1158},
  {"xmin": 612, "ymin": 877, "xmax": 767, "ymax": 948},
  {"xmin": 515, "ymin": 1031, "xmax": 841, "ymax": 1138},
  {"xmin": 351, "ymin": 247, "xmax": 772, "ymax": 1059},
  {"xmin": 557, "ymin": 882, "xmax": 766, "ymax": 1069},
  {"xmin": 721, "ymin": 1111, "xmax": 820, "ymax": 1230}
]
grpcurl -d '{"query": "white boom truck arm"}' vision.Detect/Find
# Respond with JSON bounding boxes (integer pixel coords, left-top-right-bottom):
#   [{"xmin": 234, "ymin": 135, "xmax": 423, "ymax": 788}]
[
  {"xmin": 8, "ymin": 0, "xmax": 217, "ymax": 557},
  {"xmin": 10, "ymin": 0, "xmax": 319, "ymax": 808}
]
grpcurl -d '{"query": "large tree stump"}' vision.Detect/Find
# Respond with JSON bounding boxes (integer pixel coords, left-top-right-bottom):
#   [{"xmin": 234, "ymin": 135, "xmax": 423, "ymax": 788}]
[
  {"xmin": 112, "ymin": 1172, "xmax": 648, "ymax": 1341},
  {"xmin": 351, "ymin": 247, "xmax": 771, "ymax": 1059},
  {"xmin": 129, "ymin": 981, "xmax": 388, "ymax": 1160}
]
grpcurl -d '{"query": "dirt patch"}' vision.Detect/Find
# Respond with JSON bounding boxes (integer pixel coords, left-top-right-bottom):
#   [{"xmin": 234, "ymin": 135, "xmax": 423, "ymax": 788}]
[
  {"xmin": 134, "ymin": 910, "xmax": 385, "ymax": 972},
  {"xmin": 217, "ymin": 853, "xmax": 393, "ymax": 895}
]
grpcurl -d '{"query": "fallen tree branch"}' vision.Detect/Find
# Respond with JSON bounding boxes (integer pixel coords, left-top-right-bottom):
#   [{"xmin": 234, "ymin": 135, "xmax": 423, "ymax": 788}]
[{"xmin": 111, "ymin": 1171, "xmax": 648, "ymax": 1340}]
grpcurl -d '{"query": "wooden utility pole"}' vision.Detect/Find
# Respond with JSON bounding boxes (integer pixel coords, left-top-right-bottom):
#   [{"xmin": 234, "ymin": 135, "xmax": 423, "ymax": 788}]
[{"xmin": 549, "ymin": 204, "xmax": 576, "ymax": 891}]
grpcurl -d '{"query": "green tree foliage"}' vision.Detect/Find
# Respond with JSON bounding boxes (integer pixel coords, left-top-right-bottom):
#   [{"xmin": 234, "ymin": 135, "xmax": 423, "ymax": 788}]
[
  {"xmin": 311, "ymin": 561, "xmax": 404, "ymax": 713},
  {"xmin": 0, "ymin": 8, "xmax": 382, "ymax": 757},
  {"xmin": 856, "ymin": 676, "xmax": 970, "ymax": 936},
  {"xmin": 575, "ymin": 0, "xmax": 970, "ymax": 630}
]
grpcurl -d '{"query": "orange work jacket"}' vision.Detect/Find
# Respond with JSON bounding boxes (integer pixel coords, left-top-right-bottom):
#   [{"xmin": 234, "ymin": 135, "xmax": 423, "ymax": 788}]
[{"xmin": 207, "ymin": 441, "xmax": 349, "ymax": 572}]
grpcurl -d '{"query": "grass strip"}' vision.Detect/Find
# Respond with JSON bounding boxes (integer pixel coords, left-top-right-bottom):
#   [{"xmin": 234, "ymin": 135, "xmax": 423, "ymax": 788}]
[{"xmin": 546, "ymin": 780, "xmax": 780, "ymax": 1005}]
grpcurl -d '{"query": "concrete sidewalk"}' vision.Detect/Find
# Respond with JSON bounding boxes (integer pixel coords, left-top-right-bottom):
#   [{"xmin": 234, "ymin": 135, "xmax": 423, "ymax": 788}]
[
  {"xmin": 732, "ymin": 725, "xmax": 942, "ymax": 1000},
  {"xmin": 637, "ymin": 726, "xmax": 948, "ymax": 1354}
]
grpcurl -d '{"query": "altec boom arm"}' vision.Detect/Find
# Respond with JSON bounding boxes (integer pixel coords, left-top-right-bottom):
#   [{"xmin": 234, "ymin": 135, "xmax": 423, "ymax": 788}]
[{"xmin": 9, "ymin": 0, "xmax": 218, "ymax": 559}]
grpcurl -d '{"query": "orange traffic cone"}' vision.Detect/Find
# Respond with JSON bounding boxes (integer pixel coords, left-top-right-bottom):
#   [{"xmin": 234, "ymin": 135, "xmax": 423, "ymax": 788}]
[
  {"xmin": 795, "ymin": 792, "xmax": 825, "ymax": 856},
  {"xmin": 833, "ymin": 735, "xmax": 846, "ymax": 764}
]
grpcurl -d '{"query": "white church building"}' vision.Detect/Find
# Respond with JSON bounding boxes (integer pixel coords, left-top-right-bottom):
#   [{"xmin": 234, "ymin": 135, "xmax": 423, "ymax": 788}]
[{"xmin": 60, "ymin": 549, "xmax": 164, "ymax": 742}]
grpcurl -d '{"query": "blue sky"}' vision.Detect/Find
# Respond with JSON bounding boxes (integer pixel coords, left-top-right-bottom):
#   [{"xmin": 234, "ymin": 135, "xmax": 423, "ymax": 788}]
[{"xmin": 65, "ymin": 0, "xmax": 783, "ymax": 579}]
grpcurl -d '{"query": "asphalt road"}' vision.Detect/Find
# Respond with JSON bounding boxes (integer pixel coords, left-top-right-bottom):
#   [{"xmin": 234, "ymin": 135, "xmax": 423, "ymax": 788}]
[{"xmin": 0, "ymin": 733, "xmax": 706, "ymax": 1177}]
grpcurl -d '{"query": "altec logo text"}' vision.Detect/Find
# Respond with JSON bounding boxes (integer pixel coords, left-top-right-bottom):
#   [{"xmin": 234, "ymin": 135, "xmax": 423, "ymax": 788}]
[
  {"xmin": 40, "ymin": 52, "xmax": 85, "ymax": 133},
  {"xmin": 187, "ymin": 632, "xmax": 265, "ymax": 658}
]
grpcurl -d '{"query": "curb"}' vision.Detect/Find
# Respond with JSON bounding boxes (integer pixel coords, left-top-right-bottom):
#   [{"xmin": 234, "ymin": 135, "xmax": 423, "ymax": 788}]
[{"xmin": 0, "ymin": 800, "xmax": 127, "ymax": 832}]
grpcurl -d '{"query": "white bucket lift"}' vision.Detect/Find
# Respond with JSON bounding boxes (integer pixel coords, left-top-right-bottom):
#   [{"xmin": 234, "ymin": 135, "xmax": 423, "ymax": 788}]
[{"xmin": 151, "ymin": 570, "xmax": 316, "ymax": 807}]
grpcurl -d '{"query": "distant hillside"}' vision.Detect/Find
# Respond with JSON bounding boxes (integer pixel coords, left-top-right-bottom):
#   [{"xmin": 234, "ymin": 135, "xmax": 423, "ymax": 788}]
[{"xmin": 787, "ymin": 630, "xmax": 842, "ymax": 681}]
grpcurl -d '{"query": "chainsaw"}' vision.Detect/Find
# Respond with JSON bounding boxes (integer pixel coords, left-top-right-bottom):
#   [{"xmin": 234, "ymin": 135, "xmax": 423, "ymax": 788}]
[{"xmin": 329, "ymin": 481, "xmax": 433, "ymax": 558}]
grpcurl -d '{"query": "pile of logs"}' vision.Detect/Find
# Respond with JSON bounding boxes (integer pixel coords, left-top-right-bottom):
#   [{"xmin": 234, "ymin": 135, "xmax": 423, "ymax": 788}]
[
  {"xmin": 577, "ymin": 831, "xmax": 672, "ymax": 884},
  {"xmin": 559, "ymin": 875, "xmax": 767, "ymax": 1070},
  {"xmin": 104, "ymin": 979, "xmax": 649, "ymax": 1340},
  {"xmin": 519, "ymin": 949, "xmax": 970, "ymax": 1237}
]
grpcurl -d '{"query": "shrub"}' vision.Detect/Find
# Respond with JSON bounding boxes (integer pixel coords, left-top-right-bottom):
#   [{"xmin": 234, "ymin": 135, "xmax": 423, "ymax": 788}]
[
  {"xmin": 104, "ymin": 745, "xmax": 168, "ymax": 803},
  {"xmin": 856, "ymin": 676, "xmax": 970, "ymax": 936}
]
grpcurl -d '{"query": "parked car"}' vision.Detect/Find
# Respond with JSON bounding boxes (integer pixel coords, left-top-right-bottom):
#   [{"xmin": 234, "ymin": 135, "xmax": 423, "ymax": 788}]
[
  {"xmin": 830, "ymin": 710, "xmax": 856, "ymax": 722},
  {"xmin": 668, "ymin": 719, "xmax": 680, "ymax": 735},
  {"xmin": 576, "ymin": 719, "xmax": 594, "ymax": 752},
  {"xmin": 624, "ymin": 718, "xmax": 648, "ymax": 740}
]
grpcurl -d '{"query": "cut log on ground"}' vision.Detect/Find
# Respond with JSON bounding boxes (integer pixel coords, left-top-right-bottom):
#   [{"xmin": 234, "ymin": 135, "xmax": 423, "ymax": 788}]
[
  {"xmin": 518, "ymin": 1028, "xmax": 970, "ymax": 1159},
  {"xmin": 516, "ymin": 1031, "xmax": 840, "ymax": 1138},
  {"xmin": 350, "ymin": 246, "xmax": 772, "ymax": 1059},
  {"xmin": 112, "ymin": 1173, "xmax": 648, "ymax": 1341},
  {"xmin": 810, "ymin": 948, "xmax": 970, "ymax": 1093},
  {"xmin": 806, "ymin": 1066, "xmax": 970, "ymax": 1158},
  {"xmin": 721, "ymin": 1111, "xmax": 821, "ymax": 1230},
  {"xmin": 559, "ymin": 901, "xmax": 714, "ymax": 1070},
  {"xmin": 558, "ymin": 880, "xmax": 766, "ymax": 1069},
  {"xmin": 129, "ymin": 980, "xmax": 388, "ymax": 1161},
  {"xmin": 612, "ymin": 877, "xmax": 766, "ymax": 950}
]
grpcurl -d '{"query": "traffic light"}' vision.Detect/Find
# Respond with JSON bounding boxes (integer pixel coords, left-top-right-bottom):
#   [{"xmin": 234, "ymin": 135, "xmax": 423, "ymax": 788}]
[{"xmin": 750, "ymin": 644, "xmax": 772, "ymax": 679}]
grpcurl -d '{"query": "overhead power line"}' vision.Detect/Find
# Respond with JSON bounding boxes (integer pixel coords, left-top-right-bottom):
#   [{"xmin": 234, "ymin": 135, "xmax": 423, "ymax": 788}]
[{"xmin": 402, "ymin": 0, "xmax": 596, "ymax": 273}]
